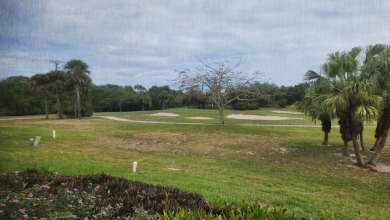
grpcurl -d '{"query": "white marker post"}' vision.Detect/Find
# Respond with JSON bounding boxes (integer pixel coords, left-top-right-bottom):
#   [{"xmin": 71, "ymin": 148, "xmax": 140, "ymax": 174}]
[
  {"xmin": 33, "ymin": 136, "xmax": 41, "ymax": 147},
  {"xmin": 132, "ymin": 161, "xmax": 138, "ymax": 173},
  {"xmin": 52, "ymin": 130, "xmax": 56, "ymax": 138}
]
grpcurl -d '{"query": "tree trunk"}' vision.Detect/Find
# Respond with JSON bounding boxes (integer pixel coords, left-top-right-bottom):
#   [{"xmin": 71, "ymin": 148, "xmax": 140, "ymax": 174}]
[
  {"xmin": 359, "ymin": 130, "xmax": 366, "ymax": 151},
  {"xmin": 44, "ymin": 96, "xmax": 49, "ymax": 119},
  {"xmin": 367, "ymin": 128, "xmax": 389, "ymax": 166},
  {"xmin": 343, "ymin": 140, "xmax": 349, "ymax": 156},
  {"xmin": 370, "ymin": 137, "xmax": 381, "ymax": 152},
  {"xmin": 321, "ymin": 131, "xmax": 329, "ymax": 146},
  {"xmin": 141, "ymin": 93, "xmax": 145, "ymax": 111},
  {"xmin": 74, "ymin": 98, "xmax": 77, "ymax": 118},
  {"xmin": 352, "ymin": 136, "xmax": 365, "ymax": 167},
  {"xmin": 218, "ymin": 107, "xmax": 225, "ymax": 125},
  {"xmin": 75, "ymin": 85, "xmax": 81, "ymax": 120},
  {"xmin": 56, "ymin": 94, "xmax": 63, "ymax": 119}
]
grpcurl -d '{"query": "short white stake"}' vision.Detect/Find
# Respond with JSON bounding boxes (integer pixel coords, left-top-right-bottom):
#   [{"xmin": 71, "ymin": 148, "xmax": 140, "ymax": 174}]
[
  {"xmin": 52, "ymin": 130, "xmax": 56, "ymax": 138},
  {"xmin": 133, "ymin": 161, "xmax": 138, "ymax": 173},
  {"xmin": 34, "ymin": 136, "xmax": 41, "ymax": 147}
]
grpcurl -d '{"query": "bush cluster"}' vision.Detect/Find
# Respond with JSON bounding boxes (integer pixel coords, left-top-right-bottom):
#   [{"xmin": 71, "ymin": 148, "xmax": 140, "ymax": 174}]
[
  {"xmin": 232, "ymin": 101, "xmax": 259, "ymax": 110},
  {"xmin": 0, "ymin": 169, "xmax": 204, "ymax": 219}
]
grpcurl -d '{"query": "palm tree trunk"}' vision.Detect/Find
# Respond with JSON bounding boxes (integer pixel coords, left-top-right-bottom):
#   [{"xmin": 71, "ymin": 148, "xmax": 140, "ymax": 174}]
[
  {"xmin": 141, "ymin": 94, "xmax": 145, "ymax": 111},
  {"xmin": 75, "ymin": 85, "xmax": 81, "ymax": 120},
  {"xmin": 343, "ymin": 140, "xmax": 349, "ymax": 156},
  {"xmin": 352, "ymin": 136, "xmax": 365, "ymax": 167},
  {"xmin": 367, "ymin": 127, "xmax": 389, "ymax": 166},
  {"xmin": 56, "ymin": 94, "xmax": 63, "ymax": 119},
  {"xmin": 370, "ymin": 137, "xmax": 381, "ymax": 152},
  {"xmin": 44, "ymin": 96, "xmax": 49, "ymax": 119},
  {"xmin": 74, "ymin": 98, "xmax": 77, "ymax": 118},
  {"xmin": 359, "ymin": 130, "xmax": 366, "ymax": 151},
  {"xmin": 322, "ymin": 131, "xmax": 329, "ymax": 146}
]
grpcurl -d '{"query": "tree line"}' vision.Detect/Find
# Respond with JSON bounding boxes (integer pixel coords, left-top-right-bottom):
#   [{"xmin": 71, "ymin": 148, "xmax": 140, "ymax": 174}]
[
  {"xmin": 0, "ymin": 64, "xmax": 307, "ymax": 118},
  {"xmin": 298, "ymin": 44, "xmax": 390, "ymax": 167}
]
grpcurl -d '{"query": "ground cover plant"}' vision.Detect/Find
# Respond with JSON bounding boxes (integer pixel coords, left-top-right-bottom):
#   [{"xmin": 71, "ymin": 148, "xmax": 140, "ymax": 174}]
[
  {"xmin": 0, "ymin": 169, "xmax": 204, "ymax": 219},
  {"xmin": 1, "ymin": 108, "xmax": 390, "ymax": 219}
]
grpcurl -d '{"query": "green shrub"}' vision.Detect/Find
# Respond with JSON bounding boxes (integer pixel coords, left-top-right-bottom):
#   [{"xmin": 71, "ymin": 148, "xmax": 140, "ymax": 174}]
[
  {"xmin": 232, "ymin": 101, "xmax": 259, "ymax": 110},
  {"xmin": 163, "ymin": 200, "xmax": 336, "ymax": 220},
  {"xmin": 0, "ymin": 169, "xmax": 203, "ymax": 219}
]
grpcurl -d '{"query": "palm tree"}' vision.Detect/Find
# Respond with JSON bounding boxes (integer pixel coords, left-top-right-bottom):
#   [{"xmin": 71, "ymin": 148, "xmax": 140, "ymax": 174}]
[
  {"xmin": 326, "ymin": 79, "xmax": 381, "ymax": 166},
  {"xmin": 47, "ymin": 70, "xmax": 68, "ymax": 119},
  {"xmin": 362, "ymin": 45, "xmax": 390, "ymax": 165},
  {"xmin": 134, "ymin": 84, "xmax": 147, "ymax": 111},
  {"xmin": 158, "ymin": 90, "xmax": 173, "ymax": 110},
  {"xmin": 30, "ymin": 74, "xmax": 50, "ymax": 119},
  {"xmin": 298, "ymin": 70, "xmax": 333, "ymax": 146},
  {"xmin": 64, "ymin": 59, "xmax": 91, "ymax": 120},
  {"xmin": 322, "ymin": 48, "xmax": 381, "ymax": 166},
  {"xmin": 322, "ymin": 48, "xmax": 361, "ymax": 156}
]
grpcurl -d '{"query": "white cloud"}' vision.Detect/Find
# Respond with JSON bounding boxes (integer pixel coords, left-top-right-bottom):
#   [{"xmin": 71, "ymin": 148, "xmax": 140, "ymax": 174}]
[{"xmin": 1, "ymin": 0, "xmax": 390, "ymax": 87}]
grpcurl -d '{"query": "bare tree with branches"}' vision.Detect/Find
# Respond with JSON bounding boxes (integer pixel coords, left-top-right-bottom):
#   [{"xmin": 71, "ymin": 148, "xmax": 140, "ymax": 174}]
[{"xmin": 177, "ymin": 57, "xmax": 260, "ymax": 125}]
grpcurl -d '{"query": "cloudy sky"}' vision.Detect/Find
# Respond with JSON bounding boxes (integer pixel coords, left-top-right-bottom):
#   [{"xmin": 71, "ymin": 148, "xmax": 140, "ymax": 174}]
[{"xmin": 1, "ymin": 0, "xmax": 389, "ymax": 88}]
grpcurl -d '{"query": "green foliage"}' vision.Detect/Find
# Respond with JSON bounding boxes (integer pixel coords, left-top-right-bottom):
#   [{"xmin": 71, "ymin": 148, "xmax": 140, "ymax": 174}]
[
  {"xmin": 0, "ymin": 76, "xmax": 42, "ymax": 116},
  {"xmin": 232, "ymin": 101, "xmax": 258, "ymax": 110},
  {"xmin": 163, "ymin": 200, "xmax": 335, "ymax": 220},
  {"xmin": 0, "ymin": 169, "xmax": 204, "ymax": 219}
]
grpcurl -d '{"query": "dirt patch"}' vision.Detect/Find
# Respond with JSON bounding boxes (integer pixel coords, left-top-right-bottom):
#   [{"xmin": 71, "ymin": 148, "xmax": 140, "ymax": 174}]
[
  {"xmin": 150, "ymin": 112, "xmax": 180, "ymax": 117},
  {"xmin": 227, "ymin": 114, "xmax": 302, "ymax": 121},
  {"xmin": 93, "ymin": 131, "xmax": 280, "ymax": 159},
  {"xmin": 186, "ymin": 117, "xmax": 214, "ymax": 120},
  {"xmin": 367, "ymin": 163, "xmax": 390, "ymax": 173}
]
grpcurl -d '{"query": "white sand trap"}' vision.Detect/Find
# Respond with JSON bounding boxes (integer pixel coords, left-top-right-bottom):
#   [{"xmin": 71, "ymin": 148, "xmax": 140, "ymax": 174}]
[
  {"xmin": 227, "ymin": 114, "xmax": 302, "ymax": 120},
  {"xmin": 186, "ymin": 117, "xmax": 214, "ymax": 120},
  {"xmin": 271, "ymin": 110, "xmax": 303, "ymax": 115},
  {"xmin": 150, "ymin": 112, "xmax": 180, "ymax": 117}
]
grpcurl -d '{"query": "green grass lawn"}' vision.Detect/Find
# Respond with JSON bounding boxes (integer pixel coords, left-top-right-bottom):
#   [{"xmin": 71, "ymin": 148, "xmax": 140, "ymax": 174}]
[{"xmin": 1, "ymin": 108, "xmax": 389, "ymax": 219}]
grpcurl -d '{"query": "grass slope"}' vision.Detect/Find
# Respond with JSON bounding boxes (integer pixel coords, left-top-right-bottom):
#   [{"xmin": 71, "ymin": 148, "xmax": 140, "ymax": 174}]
[{"xmin": 1, "ymin": 108, "xmax": 389, "ymax": 219}]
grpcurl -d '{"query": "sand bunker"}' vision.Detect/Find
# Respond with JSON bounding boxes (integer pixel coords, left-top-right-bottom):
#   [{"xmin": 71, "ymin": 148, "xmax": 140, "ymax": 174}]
[
  {"xmin": 271, "ymin": 110, "xmax": 303, "ymax": 115},
  {"xmin": 186, "ymin": 117, "xmax": 214, "ymax": 120},
  {"xmin": 227, "ymin": 114, "xmax": 302, "ymax": 120},
  {"xmin": 150, "ymin": 112, "xmax": 180, "ymax": 117}
]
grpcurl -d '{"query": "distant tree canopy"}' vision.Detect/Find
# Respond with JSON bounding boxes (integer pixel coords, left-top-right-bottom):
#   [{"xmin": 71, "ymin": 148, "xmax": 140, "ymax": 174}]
[
  {"xmin": 0, "ymin": 76, "xmax": 42, "ymax": 116},
  {"xmin": 0, "ymin": 75, "xmax": 308, "ymax": 117},
  {"xmin": 0, "ymin": 57, "xmax": 309, "ymax": 117}
]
